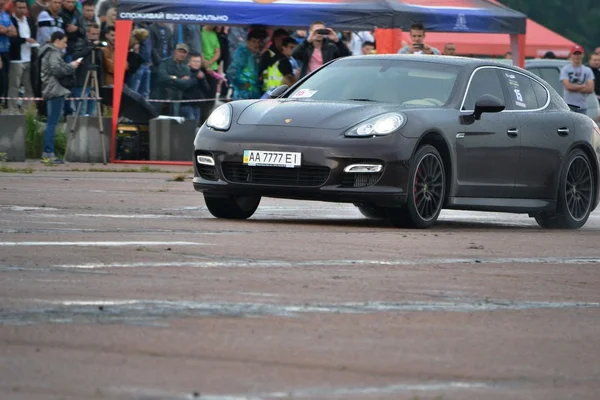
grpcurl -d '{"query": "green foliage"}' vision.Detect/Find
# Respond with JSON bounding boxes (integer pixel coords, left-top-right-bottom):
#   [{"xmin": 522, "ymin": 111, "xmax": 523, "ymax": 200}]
[
  {"xmin": 25, "ymin": 108, "xmax": 68, "ymax": 159},
  {"xmin": 25, "ymin": 109, "xmax": 42, "ymax": 158},
  {"xmin": 501, "ymin": 0, "xmax": 600, "ymax": 56}
]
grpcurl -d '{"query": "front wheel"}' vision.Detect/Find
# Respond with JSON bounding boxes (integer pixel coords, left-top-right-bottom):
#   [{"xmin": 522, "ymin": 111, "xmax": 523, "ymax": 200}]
[
  {"xmin": 535, "ymin": 149, "xmax": 594, "ymax": 229},
  {"xmin": 204, "ymin": 194, "xmax": 261, "ymax": 219},
  {"xmin": 387, "ymin": 145, "xmax": 445, "ymax": 229}
]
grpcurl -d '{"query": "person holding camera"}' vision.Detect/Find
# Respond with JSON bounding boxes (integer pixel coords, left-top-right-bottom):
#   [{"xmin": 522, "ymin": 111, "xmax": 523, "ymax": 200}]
[
  {"xmin": 71, "ymin": 22, "xmax": 102, "ymax": 115},
  {"xmin": 40, "ymin": 30, "xmax": 80, "ymax": 163},
  {"xmin": 291, "ymin": 21, "xmax": 350, "ymax": 79},
  {"xmin": 397, "ymin": 23, "xmax": 440, "ymax": 55}
]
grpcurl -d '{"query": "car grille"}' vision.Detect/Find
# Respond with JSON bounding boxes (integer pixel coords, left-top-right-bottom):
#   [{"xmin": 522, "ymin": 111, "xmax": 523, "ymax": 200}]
[
  {"xmin": 341, "ymin": 173, "xmax": 383, "ymax": 188},
  {"xmin": 195, "ymin": 151, "xmax": 218, "ymax": 181},
  {"xmin": 222, "ymin": 162, "xmax": 330, "ymax": 187}
]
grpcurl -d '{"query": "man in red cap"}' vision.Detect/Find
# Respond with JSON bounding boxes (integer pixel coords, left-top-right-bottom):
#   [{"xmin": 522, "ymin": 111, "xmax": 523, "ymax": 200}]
[{"xmin": 560, "ymin": 45, "xmax": 595, "ymax": 114}]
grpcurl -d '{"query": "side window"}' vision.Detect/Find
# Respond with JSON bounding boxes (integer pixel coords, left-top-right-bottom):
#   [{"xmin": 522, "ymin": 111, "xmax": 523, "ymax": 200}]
[
  {"xmin": 531, "ymin": 79, "xmax": 549, "ymax": 108},
  {"xmin": 463, "ymin": 68, "xmax": 505, "ymax": 110},
  {"xmin": 539, "ymin": 68, "xmax": 562, "ymax": 94},
  {"xmin": 501, "ymin": 71, "xmax": 539, "ymax": 110}
]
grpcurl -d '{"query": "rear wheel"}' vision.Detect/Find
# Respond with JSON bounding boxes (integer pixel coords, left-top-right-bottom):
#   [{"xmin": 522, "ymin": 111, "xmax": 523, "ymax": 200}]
[
  {"xmin": 204, "ymin": 194, "xmax": 261, "ymax": 219},
  {"xmin": 387, "ymin": 145, "xmax": 445, "ymax": 229},
  {"xmin": 535, "ymin": 149, "xmax": 594, "ymax": 229}
]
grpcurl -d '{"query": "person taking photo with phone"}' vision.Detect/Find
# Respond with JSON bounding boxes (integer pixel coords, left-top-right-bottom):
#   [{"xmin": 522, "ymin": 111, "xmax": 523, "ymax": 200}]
[
  {"xmin": 39, "ymin": 30, "xmax": 80, "ymax": 163},
  {"xmin": 292, "ymin": 20, "xmax": 350, "ymax": 79},
  {"xmin": 397, "ymin": 23, "xmax": 440, "ymax": 55}
]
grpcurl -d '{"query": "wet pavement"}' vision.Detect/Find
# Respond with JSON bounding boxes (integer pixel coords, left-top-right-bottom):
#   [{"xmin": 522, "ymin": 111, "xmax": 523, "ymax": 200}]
[{"xmin": 1, "ymin": 164, "xmax": 599, "ymax": 399}]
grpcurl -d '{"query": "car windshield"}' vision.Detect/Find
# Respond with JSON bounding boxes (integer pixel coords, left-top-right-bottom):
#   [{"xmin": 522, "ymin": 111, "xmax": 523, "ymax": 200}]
[{"xmin": 286, "ymin": 58, "xmax": 460, "ymax": 106}]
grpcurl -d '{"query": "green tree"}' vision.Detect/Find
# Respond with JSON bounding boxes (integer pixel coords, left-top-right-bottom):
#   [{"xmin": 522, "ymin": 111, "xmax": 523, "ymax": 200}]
[{"xmin": 501, "ymin": 0, "xmax": 600, "ymax": 55}]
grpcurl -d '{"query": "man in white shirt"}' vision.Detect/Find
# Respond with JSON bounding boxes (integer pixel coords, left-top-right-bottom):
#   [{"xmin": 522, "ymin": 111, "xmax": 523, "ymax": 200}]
[{"xmin": 8, "ymin": 0, "xmax": 37, "ymax": 112}]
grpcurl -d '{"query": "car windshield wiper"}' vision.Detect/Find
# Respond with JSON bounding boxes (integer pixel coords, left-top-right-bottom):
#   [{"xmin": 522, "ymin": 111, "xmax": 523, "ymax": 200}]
[{"xmin": 346, "ymin": 98, "xmax": 378, "ymax": 102}]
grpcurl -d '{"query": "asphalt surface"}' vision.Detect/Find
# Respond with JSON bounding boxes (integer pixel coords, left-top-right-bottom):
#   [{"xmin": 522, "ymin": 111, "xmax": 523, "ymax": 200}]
[{"xmin": 1, "ymin": 164, "xmax": 599, "ymax": 400}]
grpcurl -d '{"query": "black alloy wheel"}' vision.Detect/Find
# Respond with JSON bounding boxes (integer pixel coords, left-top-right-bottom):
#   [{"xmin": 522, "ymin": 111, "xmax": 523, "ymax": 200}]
[
  {"xmin": 535, "ymin": 149, "xmax": 594, "ymax": 229},
  {"xmin": 565, "ymin": 155, "xmax": 593, "ymax": 222},
  {"xmin": 413, "ymin": 153, "xmax": 445, "ymax": 222},
  {"xmin": 387, "ymin": 145, "xmax": 445, "ymax": 229},
  {"xmin": 204, "ymin": 194, "xmax": 261, "ymax": 219}
]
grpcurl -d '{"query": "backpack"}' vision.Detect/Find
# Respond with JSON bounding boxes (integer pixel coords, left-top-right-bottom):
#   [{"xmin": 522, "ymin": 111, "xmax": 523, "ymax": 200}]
[{"xmin": 32, "ymin": 46, "xmax": 51, "ymax": 99}]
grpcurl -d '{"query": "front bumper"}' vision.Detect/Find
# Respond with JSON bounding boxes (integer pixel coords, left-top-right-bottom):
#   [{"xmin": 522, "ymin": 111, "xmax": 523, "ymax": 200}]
[{"xmin": 192, "ymin": 125, "xmax": 417, "ymax": 207}]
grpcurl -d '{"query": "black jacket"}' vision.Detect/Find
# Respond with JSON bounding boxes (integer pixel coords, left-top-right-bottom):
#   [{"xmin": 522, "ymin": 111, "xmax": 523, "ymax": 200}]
[
  {"xmin": 59, "ymin": 8, "xmax": 84, "ymax": 55},
  {"xmin": 149, "ymin": 24, "xmax": 173, "ymax": 68},
  {"xmin": 71, "ymin": 37, "xmax": 104, "ymax": 88},
  {"xmin": 292, "ymin": 38, "xmax": 350, "ymax": 78},
  {"xmin": 182, "ymin": 67, "xmax": 210, "ymax": 105},
  {"xmin": 9, "ymin": 15, "xmax": 37, "ymax": 62}
]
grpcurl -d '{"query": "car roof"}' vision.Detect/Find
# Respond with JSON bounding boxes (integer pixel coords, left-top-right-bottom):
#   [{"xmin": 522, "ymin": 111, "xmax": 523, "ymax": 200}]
[
  {"xmin": 524, "ymin": 59, "xmax": 570, "ymax": 67},
  {"xmin": 337, "ymin": 54, "xmax": 516, "ymax": 69}
]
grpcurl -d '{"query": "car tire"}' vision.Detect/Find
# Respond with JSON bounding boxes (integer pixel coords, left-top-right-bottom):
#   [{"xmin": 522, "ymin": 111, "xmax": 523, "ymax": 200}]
[
  {"xmin": 356, "ymin": 205, "xmax": 387, "ymax": 219},
  {"xmin": 204, "ymin": 194, "xmax": 261, "ymax": 219},
  {"xmin": 535, "ymin": 149, "xmax": 594, "ymax": 230},
  {"xmin": 387, "ymin": 145, "xmax": 446, "ymax": 229}
]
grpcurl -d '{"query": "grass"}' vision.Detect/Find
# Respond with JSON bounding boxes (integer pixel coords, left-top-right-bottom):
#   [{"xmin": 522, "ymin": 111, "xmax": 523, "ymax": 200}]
[
  {"xmin": 171, "ymin": 173, "xmax": 188, "ymax": 182},
  {"xmin": 25, "ymin": 109, "xmax": 67, "ymax": 159},
  {"xmin": 0, "ymin": 166, "xmax": 34, "ymax": 174}
]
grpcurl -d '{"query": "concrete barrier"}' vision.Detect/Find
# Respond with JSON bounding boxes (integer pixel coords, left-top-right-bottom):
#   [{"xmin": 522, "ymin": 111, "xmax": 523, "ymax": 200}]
[
  {"xmin": 0, "ymin": 115, "xmax": 26, "ymax": 161},
  {"xmin": 149, "ymin": 117, "xmax": 197, "ymax": 162},
  {"xmin": 65, "ymin": 116, "xmax": 112, "ymax": 163}
]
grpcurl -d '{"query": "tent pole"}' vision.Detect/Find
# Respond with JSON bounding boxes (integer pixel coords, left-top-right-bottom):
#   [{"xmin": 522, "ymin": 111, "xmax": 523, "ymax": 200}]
[
  {"xmin": 510, "ymin": 33, "xmax": 526, "ymax": 68},
  {"xmin": 112, "ymin": 19, "xmax": 133, "ymax": 163}
]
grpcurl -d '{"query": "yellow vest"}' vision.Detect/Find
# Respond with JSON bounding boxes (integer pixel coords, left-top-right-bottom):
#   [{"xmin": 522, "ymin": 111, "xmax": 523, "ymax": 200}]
[{"xmin": 262, "ymin": 50, "xmax": 284, "ymax": 92}]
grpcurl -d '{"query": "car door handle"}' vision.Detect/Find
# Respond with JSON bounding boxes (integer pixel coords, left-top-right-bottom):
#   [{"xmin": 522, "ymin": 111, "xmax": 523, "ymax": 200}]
[
  {"xmin": 558, "ymin": 127, "xmax": 570, "ymax": 136},
  {"xmin": 507, "ymin": 128, "xmax": 519, "ymax": 138}
]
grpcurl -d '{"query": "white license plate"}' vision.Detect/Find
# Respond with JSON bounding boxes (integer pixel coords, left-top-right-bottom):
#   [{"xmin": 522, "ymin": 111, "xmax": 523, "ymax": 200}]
[{"xmin": 243, "ymin": 150, "xmax": 301, "ymax": 168}]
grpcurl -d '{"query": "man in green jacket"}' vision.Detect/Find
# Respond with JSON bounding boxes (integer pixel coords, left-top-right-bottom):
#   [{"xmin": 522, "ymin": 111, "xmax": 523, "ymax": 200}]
[{"xmin": 157, "ymin": 43, "xmax": 192, "ymax": 116}]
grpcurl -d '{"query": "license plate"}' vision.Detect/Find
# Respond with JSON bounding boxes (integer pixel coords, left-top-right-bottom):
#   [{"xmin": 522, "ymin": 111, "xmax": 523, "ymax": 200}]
[{"xmin": 243, "ymin": 150, "xmax": 301, "ymax": 168}]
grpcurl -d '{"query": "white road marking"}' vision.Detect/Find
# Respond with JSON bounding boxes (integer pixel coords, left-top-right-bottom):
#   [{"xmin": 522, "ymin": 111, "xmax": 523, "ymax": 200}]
[
  {"xmin": 0, "ymin": 241, "xmax": 207, "ymax": 247},
  {"xmin": 111, "ymin": 380, "xmax": 499, "ymax": 400},
  {"xmin": 47, "ymin": 256, "xmax": 600, "ymax": 269}
]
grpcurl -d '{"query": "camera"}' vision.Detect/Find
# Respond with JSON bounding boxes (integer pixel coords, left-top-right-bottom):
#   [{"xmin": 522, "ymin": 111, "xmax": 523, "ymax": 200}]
[
  {"xmin": 316, "ymin": 28, "xmax": 330, "ymax": 35},
  {"xmin": 414, "ymin": 43, "xmax": 424, "ymax": 50}
]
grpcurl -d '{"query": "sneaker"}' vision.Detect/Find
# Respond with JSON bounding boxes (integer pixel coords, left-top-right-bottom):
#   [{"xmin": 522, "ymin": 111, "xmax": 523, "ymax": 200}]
[
  {"xmin": 41, "ymin": 152, "xmax": 56, "ymax": 159},
  {"xmin": 52, "ymin": 158, "xmax": 64, "ymax": 164}
]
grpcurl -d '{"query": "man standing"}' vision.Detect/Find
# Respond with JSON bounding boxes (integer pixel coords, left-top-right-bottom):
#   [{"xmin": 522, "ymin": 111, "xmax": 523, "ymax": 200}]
[
  {"xmin": 292, "ymin": 21, "xmax": 350, "ymax": 79},
  {"xmin": 100, "ymin": 25, "xmax": 115, "ymax": 85},
  {"xmin": 80, "ymin": 0, "xmax": 96, "ymax": 34},
  {"xmin": 181, "ymin": 52, "xmax": 210, "ymax": 125},
  {"xmin": 8, "ymin": 0, "xmax": 37, "ymax": 112},
  {"xmin": 36, "ymin": 0, "xmax": 64, "ymax": 45},
  {"xmin": 71, "ymin": 22, "xmax": 102, "ymax": 115},
  {"xmin": 397, "ymin": 23, "xmax": 440, "ymax": 55},
  {"xmin": 258, "ymin": 28, "xmax": 288, "ymax": 93},
  {"xmin": 157, "ymin": 43, "xmax": 191, "ymax": 116},
  {"xmin": 262, "ymin": 36, "xmax": 297, "ymax": 96},
  {"xmin": 60, "ymin": 0, "xmax": 83, "ymax": 58},
  {"xmin": 588, "ymin": 51, "xmax": 600, "ymax": 101},
  {"xmin": 226, "ymin": 29, "xmax": 268, "ymax": 100},
  {"xmin": 560, "ymin": 45, "xmax": 595, "ymax": 114},
  {"xmin": 443, "ymin": 43, "xmax": 456, "ymax": 56},
  {"xmin": 0, "ymin": 0, "xmax": 14, "ymax": 106}
]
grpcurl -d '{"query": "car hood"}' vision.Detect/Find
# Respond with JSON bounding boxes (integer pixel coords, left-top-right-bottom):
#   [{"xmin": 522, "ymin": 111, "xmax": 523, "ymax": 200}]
[{"xmin": 236, "ymin": 99, "xmax": 399, "ymax": 130}]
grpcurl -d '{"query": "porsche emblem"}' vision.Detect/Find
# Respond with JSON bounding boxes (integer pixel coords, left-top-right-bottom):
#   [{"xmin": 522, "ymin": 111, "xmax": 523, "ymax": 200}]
[{"xmin": 285, "ymin": 118, "xmax": 292, "ymax": 124}]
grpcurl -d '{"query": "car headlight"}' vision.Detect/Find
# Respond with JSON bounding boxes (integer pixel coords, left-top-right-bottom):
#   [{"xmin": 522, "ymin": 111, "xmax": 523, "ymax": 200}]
[
  {"xmin": 206, "ymin": 103, "xmax": 232, "ymax": 131},
  {"xmin": 345, "ymin": 113, "xmax": 406, "ymax": 137}
]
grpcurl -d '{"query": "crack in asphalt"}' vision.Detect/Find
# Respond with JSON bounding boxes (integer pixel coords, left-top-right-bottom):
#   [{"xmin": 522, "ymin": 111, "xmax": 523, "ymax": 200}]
[{"xmin": 1, "ymin": 299, "xmax": 598, "ymax": 326}]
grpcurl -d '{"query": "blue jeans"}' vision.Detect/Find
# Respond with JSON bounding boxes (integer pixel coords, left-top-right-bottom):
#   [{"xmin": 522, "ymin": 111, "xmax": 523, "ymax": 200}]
[
  {"xmin": 180, "ymin": 105, "xmax": 201, "ymax": 124},
  {"xmin": 44, "ymin": 96, "xmax": 65, "ymax": 154},
  {"xmin": 72, "ymin": 87, "xmax": 97, "ymax": 116},
  {"xmin": 128, "ymin": 64, "xmax": 151, "ymax": 98}
]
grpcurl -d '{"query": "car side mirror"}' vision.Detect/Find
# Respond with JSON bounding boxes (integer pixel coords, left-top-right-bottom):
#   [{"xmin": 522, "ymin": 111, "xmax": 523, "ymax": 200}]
[
  {"xmin": 269, "ymin": 84, "xmax": 289, "ymax": 99},
  {"xmin": 473, "ymin": 94, "xmax": 505, "ymax": 120}
]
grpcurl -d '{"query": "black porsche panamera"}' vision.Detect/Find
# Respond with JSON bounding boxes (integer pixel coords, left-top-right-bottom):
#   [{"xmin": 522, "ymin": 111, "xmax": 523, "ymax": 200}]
[{"xmin": 193, "ymin": 55, "xmax": 600, "ymax": 229}]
